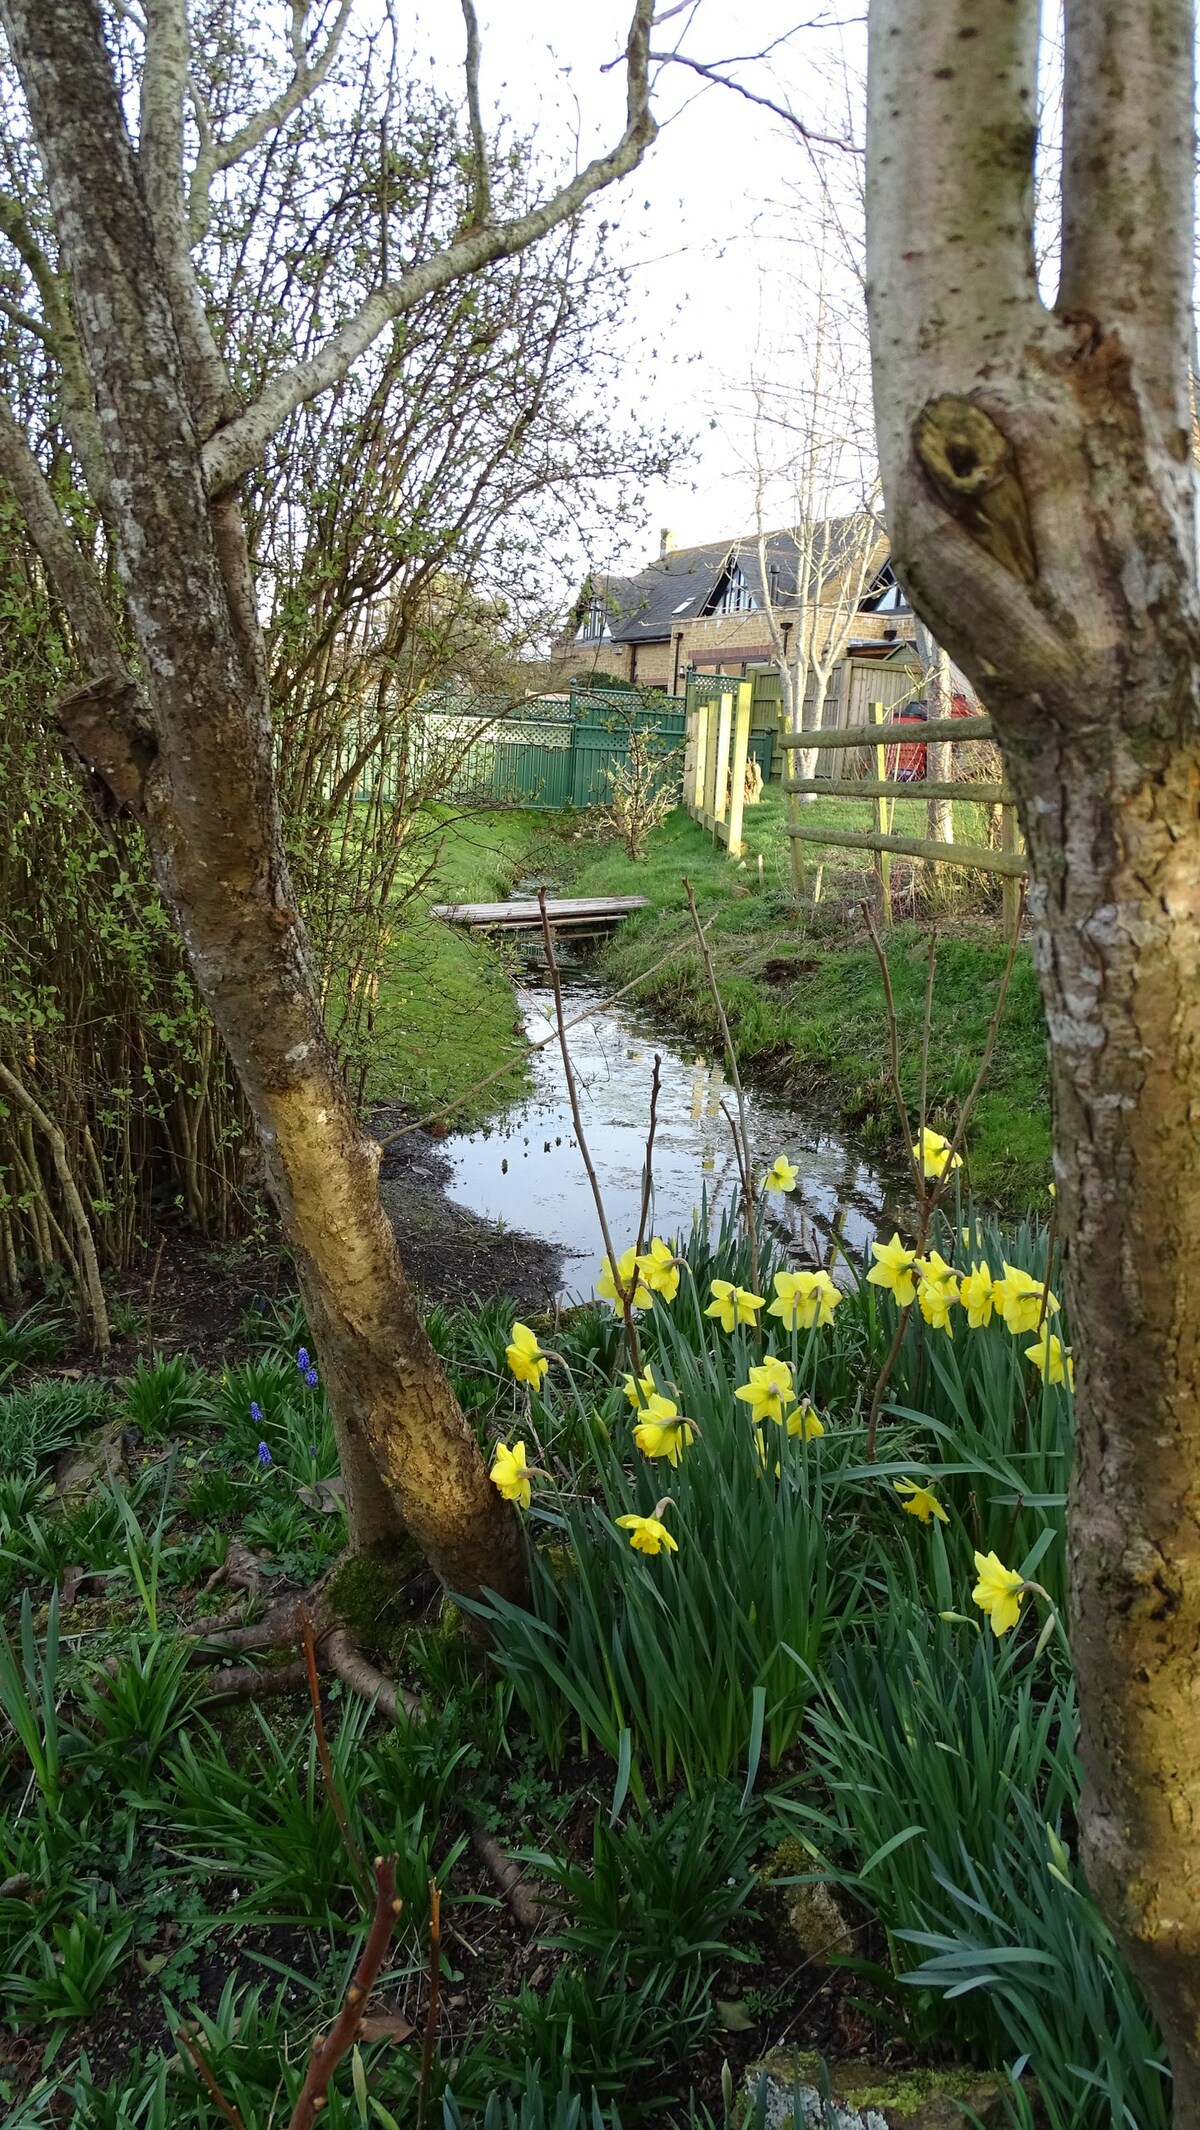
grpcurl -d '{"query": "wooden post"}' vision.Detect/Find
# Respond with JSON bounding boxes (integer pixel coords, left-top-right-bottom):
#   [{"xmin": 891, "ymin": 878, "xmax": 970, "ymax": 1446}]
[
  {"xmin": 1001, "ymin": 803, "xmax": 1021, "ymax": 939},
  {"xmin": 871, "ymin": 701, "xmax": 893, "ymax": 927},
  {"xmin": 711, "ymin": 687, "xmax": 733, "ymax": 844},
  {"xmin": 689, "ymin": 679, "xmax": 708, "ymax": 814},
  {"xmin": 726, "ymin": 681, "xmax": 752, "ymax": 857}
]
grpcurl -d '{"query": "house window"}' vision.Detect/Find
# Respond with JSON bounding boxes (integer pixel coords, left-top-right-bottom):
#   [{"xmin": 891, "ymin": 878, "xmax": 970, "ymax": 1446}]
[
  {"xmin": 859, "ymin": 565, "xmax": 910, "ymax": 614},
  {"xmin": 710, "ymin": 561, "xmax": 757, "ymax": 616},
  {"xmin": 576, "ymin": 596, "xmax": 609, "ymax": 642}
]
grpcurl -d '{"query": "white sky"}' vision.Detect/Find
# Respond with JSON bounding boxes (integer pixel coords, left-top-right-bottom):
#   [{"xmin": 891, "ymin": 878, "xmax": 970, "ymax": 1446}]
[{"xmin": 410, "ymin": 1, "xmax": 867, "ymax": 570}]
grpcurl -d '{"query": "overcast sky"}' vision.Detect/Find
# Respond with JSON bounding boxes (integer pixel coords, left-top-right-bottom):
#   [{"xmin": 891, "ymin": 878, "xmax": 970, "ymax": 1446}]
[{"xmin": 411, "ymin": 1, "xmax": 868, "ymax": 570}]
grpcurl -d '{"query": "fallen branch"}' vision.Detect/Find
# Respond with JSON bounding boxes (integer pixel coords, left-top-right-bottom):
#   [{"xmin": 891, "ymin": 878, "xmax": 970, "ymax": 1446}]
[{"xmin": 303, "ymin": 1613, "xmax": 370, "ymax": 1898}]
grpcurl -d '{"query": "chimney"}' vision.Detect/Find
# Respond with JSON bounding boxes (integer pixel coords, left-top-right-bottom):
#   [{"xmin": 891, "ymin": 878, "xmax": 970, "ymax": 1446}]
[{"xmin": 659, "ymin": 527, "xmax": 677, "ymax": 561}]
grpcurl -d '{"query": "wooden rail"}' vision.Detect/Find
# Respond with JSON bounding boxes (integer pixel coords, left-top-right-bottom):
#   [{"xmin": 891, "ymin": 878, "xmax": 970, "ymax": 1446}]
[
  {"xmin": 780, "ymin": 712, "xmax": 995, "ymax": 749},
  {"xmin": 787, "ymin": 822, "xmax": 1028, "ymax": 877},
  {"xmin": 782, "ymin": 702, "xmax": 1023, "ymax": 937},
  {"xmin": 786, "ymin": 776, "xmax": 1012, "ymax": 804}
]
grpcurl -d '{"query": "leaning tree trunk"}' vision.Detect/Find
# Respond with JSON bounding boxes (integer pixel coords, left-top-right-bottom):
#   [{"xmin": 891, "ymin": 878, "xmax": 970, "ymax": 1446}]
[
  {"xmin": 2, "ymin": 0, "xmax": 524, "ymax": 1605},
  {"xmin": 867, "ymin": 0, "xmax": 1200, "ymax": 2108}
]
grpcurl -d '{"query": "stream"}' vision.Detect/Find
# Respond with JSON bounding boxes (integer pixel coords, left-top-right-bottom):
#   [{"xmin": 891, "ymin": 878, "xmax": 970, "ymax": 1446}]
[{"xmin": 442, "ymin": 981, "xmax": 909, "ymax": 1301}]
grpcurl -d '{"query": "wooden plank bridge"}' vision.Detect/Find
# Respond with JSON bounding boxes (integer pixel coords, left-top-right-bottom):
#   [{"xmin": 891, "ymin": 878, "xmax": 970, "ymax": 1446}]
[{"xmin": 430, "ymin": 894, "xmax": 649, "ymax": 937}]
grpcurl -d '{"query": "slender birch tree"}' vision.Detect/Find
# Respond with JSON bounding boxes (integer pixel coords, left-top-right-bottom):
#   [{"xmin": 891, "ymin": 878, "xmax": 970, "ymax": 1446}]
[
  {"xmin": 867, "ymin": 0, "xmax": 1200, "ymax": 2105},
  {"xmin": 0, "ymin": 0, "xmax": 657, "ymax": 1604}
]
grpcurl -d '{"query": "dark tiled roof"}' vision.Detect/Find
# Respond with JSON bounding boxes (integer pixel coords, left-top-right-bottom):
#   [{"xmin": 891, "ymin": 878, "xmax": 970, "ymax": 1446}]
[{"xmin": 585, "ymin": 521, "xmax": 885, "ymax": 644}]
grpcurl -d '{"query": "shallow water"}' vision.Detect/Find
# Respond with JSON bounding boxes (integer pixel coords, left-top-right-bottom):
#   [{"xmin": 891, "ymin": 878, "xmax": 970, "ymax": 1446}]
[{"xmin": 443, "ymin": 982, "xmax": 908, "ymax": 1300}]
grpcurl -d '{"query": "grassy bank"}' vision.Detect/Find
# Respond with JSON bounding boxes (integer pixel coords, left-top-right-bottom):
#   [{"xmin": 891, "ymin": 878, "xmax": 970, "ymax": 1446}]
[
  {"xmin": 359, "ymin": 810, "xmax": 540, "ymax": 1125},
  {"xmin": 562, "ymin": 794, "xmax": 1051, "ymax": 1210}
]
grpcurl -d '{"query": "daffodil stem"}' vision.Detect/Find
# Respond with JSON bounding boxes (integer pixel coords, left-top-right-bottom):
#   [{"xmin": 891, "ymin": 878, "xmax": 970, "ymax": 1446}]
[
  {"xmin": 1037, "ymin": 1200, "xmax": 1058, "ymax": 1332},
  {"xmin": 865, "ymin": 1300, "xmax": 912, "ymax": 1462},
  {"xmin": 537, "ymin": 889, "xmax": 641, "ymax": 1376},
  {"xmin": 635, "ymin": 1053, "xmax": 663, "ymax": 1259}
]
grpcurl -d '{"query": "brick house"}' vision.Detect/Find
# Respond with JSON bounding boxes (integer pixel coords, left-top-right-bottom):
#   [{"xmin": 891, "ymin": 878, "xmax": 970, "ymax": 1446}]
[{"xmin": 562, "ymin": 524, "xmax": 917, "ymax": 695}]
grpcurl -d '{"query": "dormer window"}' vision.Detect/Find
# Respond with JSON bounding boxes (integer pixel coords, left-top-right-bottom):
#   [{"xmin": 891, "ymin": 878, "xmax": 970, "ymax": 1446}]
[
  {"xmin": 576, "ymin": 595, "xmax": 610, "ymax": 642},
  {"xmin": 859, "ymin": 563, "xmax": 910, "ymax": 614},
  {"xmin": 708, "ymin": 561, "xmax": 757, "ymax": 616}
]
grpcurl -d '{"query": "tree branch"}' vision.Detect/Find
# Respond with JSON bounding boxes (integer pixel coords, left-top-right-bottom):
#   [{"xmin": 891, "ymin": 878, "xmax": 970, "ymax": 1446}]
[
  {"xmin": 187, "ymin": 0, "xmax": 353, "ymax": 240},
  {"xmin": 0, "ymin": 186, "xmax": 113, "ymax": 511},
  {"xmin": 647, "ymin": 50, "xmax": 860, "ymax": 152},
  {"xmin": 201, "ymin": 0, "xmax": 657, "ymax": 495},
  {"xmin": 1060, "ymin": 0, "xmax": 1195, "ymax": 448},
  {"xmin": 0, "ymin": 398, "xmax": 153, "ymax": 804},
  {"xmin": 460, "ymin": 0, "xmax": 491, "ymax": 230},
  {"xmin": 142, "ymin": 0, "xmax": 234, "ymax": 434}
]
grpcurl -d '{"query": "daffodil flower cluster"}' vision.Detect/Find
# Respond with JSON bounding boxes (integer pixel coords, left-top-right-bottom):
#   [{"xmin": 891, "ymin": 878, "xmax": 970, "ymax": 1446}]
[
  {"xmin": 867, "ymin": 1233, "xmax": 1073, "ymax": 1385},
  {"xmin": 596, "ymin": 1235, "xmax": 680, "ymax": 1310}
]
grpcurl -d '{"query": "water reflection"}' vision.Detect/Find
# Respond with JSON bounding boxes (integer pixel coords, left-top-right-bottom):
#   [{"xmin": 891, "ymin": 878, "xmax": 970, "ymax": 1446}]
[{"xmin": 443, "ymin": 985, "xmax": 908, "ymax": 1299}]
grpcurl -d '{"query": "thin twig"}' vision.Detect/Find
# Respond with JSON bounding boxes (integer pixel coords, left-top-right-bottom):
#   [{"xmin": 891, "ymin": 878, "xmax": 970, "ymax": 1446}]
[
  {"xmin": 144, "ymin": 1232, "xmax": 166, "ymax": 1351},
  {"xmin": 538, "ymin": 890, "xmax": 641, "ymax": 1374},
  {"xmin": 684, "ymin": 879, "xmax": 758, "ymax": 1291},
  {"xmin": 302, "ymin": 1613, "xmax": 369, "ymax": 1898},
  {"xmin": 416, "ymin": 1880, "xmax": 443, "ymax": 2130},
  {"xmin": 918, "ymin": 928, "xmax": 937, "ymax": 1156},
  {"xmin": 178, "ymin": 2028, "xmax": 248, "ymax": 2130},
  {"xmin": 634, "ymin": 1054, "xmax": 663, "ymax": 1258},
  {"xmin": 862, "ymin": 888, "xmax": 1028, "ymax": 1458},
  {"xmin": 862, "ymin": 903, "xmax": 922, "ymax": 1204},
  {"xmin": 285, "ymin": 1857, "xmax": 402, "ymax": 2130}
]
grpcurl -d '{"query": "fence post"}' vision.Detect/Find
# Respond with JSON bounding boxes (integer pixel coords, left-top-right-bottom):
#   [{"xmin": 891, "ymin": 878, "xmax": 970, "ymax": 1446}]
[
  {"xmin": 726, "ymin": 681, "xmax": 752, "ymax": 858},
  {"xmin": 711, "ymin": 687, "xmax": 733, "ymax": 844},
  {"xmin": 871, "ymin": 701, "xmax": 893, "ymax": 927},
  {"xmin": 1001, "ymin": 803, "xmax": 1022, "ymax": 940},
  {"xmin": 690, "ymin": 681, "xmax": 708, "ymax": 814}
]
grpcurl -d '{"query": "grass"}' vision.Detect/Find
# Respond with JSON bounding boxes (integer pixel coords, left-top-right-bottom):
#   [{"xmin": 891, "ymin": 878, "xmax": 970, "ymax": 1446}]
[
  {"xmin": 558, "ymin": 793, "xmax": 1051, "ymax": 1210},
  {"xmin": 360, "ymin": 809, "xmax": 547, "ymax": 1125}
]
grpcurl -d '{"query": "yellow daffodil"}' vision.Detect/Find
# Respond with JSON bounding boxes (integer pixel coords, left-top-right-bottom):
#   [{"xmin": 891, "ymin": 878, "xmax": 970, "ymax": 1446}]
[
  {"xmin": 993, "ymin": 1263, "xmax": 1058, "ymax": 1336},
  {"xmin": 768, "ymin": 1267, "xmax": 842, "ymax": 1331},
  {"xmin": 972, "ymin": 1550, "xmax": 1025, "ymax": 1637},
  {"xmin": 867, "ymin": 1232, "xmax": 919, "ymax": 1308},
  {"xmin": 763, "ymin": 1154, "xmax": 799, "ymax": 1194},
  {"xmin": 734, "ymin": 1354, "xmax": 795, "ymax": 1427},
  {"xmin": 596, "ymin": 1247, "xmax": 653, "ymax": 1311},
  {"xmin": 912, "ymin": 1127, "xmax": 963, "ymax": 1179},
  {"xmin": 705, "ymin": 1278, "xmax": 765, "ymax": 1333},
  {"xmin": 916, "ymin": 1249, "xmax": 959, "ymax": 1335},
  {"xmin": 490, "ymin": 1441, "xmax": 532, "ymax": 1509},
  {"xmin": 632, "ymin": 1395, "xmax": 695, "ymax": 1465},
  {"xmin": 959, "ymin": 1262, "xmax": 995, "ymax": 1328},
  {"xmin": 615, "ymin": 1511, "xmax": 678, "ymax": 1556},
  {"xmin": 635, "ymin": 1236, "xmax": 679, "ymax": 1303},
  {"xmin": 1025, "ymin": 1330, "xmax": 1075, "ymax": 1389},
  {"xmin": 621, "ymin": 1364, "xmax": 658, "ymax": 1409},
  {"xmin": 786, "ymin": 1401, "xmax": 825, "ymax": 1439},
  {"xmin": 894, "ymin": 1478, "xmax": 949, "ymax": 1525},
  {"xmin": 505, "ymin": 1321, "xmax": 549, "ymax": 1388}
]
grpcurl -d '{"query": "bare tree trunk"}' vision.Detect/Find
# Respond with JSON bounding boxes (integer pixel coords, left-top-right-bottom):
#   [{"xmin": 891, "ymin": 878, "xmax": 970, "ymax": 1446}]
[
  {"xmin": 2, "ymin": 0, "xmax": 524, "ymax": 1602},
  {"xmin": 867, "ymin": 0, "xmax": 1200, "ymax": 2106}
]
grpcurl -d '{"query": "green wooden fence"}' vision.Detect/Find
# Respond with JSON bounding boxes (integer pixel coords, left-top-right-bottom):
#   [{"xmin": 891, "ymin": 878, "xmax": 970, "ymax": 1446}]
[{"xmin": 385, "ymin": 685, "xmax": 688, "ymax": 811}]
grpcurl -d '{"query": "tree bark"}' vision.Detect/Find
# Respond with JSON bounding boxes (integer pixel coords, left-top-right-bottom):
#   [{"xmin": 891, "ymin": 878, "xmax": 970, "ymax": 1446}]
[
  {"xmin": 1, "ymin": 0, "xmax": 524, "ymax": 1604},
  {"xmin": 867, "ymin": 0, "xmax": 1200, "ymax": 2108}
]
